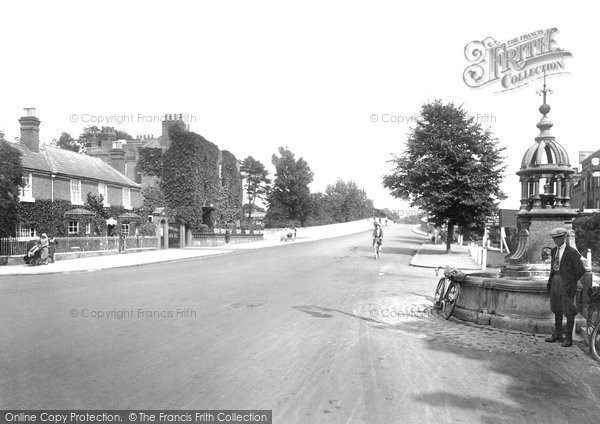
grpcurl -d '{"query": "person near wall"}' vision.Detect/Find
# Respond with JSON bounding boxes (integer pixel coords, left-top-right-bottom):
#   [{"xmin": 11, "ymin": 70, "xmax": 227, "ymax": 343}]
[{"xmin": 545, "ymin": 227, "xmax": 586, "ymax": 347}]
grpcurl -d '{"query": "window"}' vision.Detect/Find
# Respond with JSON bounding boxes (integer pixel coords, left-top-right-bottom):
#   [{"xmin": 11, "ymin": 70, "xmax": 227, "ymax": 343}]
[
  {"xmin": 85, "ymin": 222, "xmax": 91, "ymax": 235},
  {"xmin": 16, "ymin": 224, "xmax": 36, "ymax": 239},
  {"xmin": 122, "ymin": 187, "xmax": 131, "ymax": 209},
  {"xmin": 70, "ymin": 179, "xmax": 82, "ymax": 205},
  {"xmin": 19, "ymin": 172, "xmax": 35, "ymax": 202},
  {"xmin": 121, "ymin": 223, "xmax": 130, "ymax": 235},
  {"xmin": 68, "ymin": 221, "xmax": 79, "ymax": 235},
  {"xmin": 98, "ymin": 183, "xmax": 109, "ymax": 206}
]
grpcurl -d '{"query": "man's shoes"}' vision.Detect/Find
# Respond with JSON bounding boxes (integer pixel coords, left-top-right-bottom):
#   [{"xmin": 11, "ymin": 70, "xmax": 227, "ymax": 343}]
[
  {"xmin": 545, "ymin": 334, "xmax": 564, "ymax": 343},
  {"xmin": 560, "ymin": 338, "xmax": 573, "ymax": 347}
]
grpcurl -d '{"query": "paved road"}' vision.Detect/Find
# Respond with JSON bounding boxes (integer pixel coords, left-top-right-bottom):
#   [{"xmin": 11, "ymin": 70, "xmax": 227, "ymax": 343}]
[{"xmin": 2, "ymin": 225, "xmax": 600, "ymax": 423}]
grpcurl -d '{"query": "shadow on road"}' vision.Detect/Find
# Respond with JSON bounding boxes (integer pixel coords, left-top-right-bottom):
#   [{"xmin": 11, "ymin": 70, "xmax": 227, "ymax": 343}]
[
  {"xmin": 293, "ymin": 303, "xmax": 600, "ymax": 423},
  {"xmin": 399, "ymin": 320, "xmax": 600, "ymax": 424}
]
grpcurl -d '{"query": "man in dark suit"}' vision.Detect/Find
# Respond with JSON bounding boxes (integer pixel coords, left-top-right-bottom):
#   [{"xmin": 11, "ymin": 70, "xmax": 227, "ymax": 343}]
[{"xmin": 545, "ymin": 227, "xmax": 586, "ymax": 347}]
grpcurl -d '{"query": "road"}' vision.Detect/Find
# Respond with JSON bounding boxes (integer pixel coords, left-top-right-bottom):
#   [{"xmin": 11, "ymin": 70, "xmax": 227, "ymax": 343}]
[{"xmin": 2, "ymin": 225, "xmax": 600, "ymax": 423}]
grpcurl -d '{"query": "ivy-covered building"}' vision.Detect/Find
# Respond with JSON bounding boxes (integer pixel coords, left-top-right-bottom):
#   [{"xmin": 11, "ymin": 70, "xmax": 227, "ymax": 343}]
[
  {"xmin": 90, "ymin": 114, "xmax": 244, "ymax": 233},
  {"xmin": 2, "ymin": 108, "xmax": 142, "ymax": 239}
]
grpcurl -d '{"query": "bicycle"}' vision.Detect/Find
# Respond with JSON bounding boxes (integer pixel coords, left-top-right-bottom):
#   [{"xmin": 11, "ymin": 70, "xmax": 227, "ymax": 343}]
[
  {"xmin": 373, "ymin": 237, "xmax": 382, "ymax": 260},
  {"xmin": 433, "ymin": 266, "xmax": 464, "ymax": 319},
  {"xmin": 584, "ymin": 286, "xmax": 600, "ymax": 362}
]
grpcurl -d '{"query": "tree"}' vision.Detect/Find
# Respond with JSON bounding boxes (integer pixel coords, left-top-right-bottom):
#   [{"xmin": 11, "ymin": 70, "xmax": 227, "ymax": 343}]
[
  {"xmin": 383, "ymin": 101, "xmax": 506, "ymax": 252},
  {"xmin": 114, "ymin": 129, "xmax": 133, "ymax": 140},
  {"xmin": 240, "ymin": 156, "xmax": 270, "ymax": 219},
  {"xmin": 78, "ymin": 126, "xmax": 101, "ymax": 149},
  {"xmin": 85, "ymin": 193, "xmax": 110, "ymax": 236},
  {"xmin": 266, "ymin": 147, "xmax": 314, "ymax": 227},
  {"xmin": 325, "ymin": 180, "xmax": 373, "ymax": 222},
  {"xmin": 56, "ymin": 132, "xmax": 83, "ymax": 152},
  {"xmin": 0, "ymin": 141, "xmax": 23, "ymax": 237},
  {"xmin": 574, "ymin": 213, "xmax": 600, "ymax": 267},
  {"xmin": 77, "ymin": 126, "xmax": 133, "ymax": 150}
]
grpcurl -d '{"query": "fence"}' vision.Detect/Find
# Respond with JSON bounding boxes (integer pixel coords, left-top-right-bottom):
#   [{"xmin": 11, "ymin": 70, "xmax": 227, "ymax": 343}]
[
  {"xmin": 0, "ymin": 236, "xmax": 158, "ymax": 256},
  {"xmin": 191, "ymin": 232, "xmax": 263, "ymax": 247}
]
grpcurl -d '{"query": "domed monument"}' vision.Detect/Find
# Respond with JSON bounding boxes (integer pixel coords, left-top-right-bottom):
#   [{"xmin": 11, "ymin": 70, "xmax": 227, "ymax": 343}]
[
  {"xmin": 455, "ymin": 79, "xmax": 591, "ymax": 333},
  {"xmin": 508, "ymin": 80, "xmax": 578, "ymax": 268}
]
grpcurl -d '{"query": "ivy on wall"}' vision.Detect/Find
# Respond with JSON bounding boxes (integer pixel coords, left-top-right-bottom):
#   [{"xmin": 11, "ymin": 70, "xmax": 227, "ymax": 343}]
[
  {"xmin": 17, "ymin": 195, "xmax": 142, "ymax": 237},
  {"xmin": 17, "ymin": 199, "xmax": 73, "ymax": 236},
  {"xmin": 218, "ymin": 150, "xmax": 243, "ymax": 225},
  {"xmin": 138, "ymin": 147, "xmax": 163, "ymax": 178},
  {"xmin": 160, "ymin": 126, "xmax": 206, "ymax": 226}
]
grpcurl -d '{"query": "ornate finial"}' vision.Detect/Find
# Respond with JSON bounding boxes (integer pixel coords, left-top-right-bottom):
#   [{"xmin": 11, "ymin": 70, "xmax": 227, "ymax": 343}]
[
  {"xmin": 536, "ymin": 72, "xmax": 553, "ymax": 109},
  {"xmin": 535, "ymin": 71, "xmax": 554, "ymax": 139}
]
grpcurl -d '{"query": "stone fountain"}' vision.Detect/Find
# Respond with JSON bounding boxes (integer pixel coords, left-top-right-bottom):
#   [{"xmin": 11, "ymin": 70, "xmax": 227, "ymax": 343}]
[{"xmin": 455, "ymin": 82, "xmax": 592, "ymax": 333}]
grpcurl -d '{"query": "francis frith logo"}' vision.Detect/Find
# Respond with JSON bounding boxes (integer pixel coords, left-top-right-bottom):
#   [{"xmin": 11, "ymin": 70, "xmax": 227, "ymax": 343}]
[{"xmin": 463, "ymin": 28, "xmax": 572, "ymax": 92}]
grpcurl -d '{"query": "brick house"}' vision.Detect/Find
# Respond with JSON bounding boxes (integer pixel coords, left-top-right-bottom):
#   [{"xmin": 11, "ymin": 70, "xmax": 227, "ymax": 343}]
[
  {"xmin": 571, "ymin": 150, "xmax": 600, "ymax": 211},
  {"xmin": 1, "ymin": 108, "xmax": 141, "ymax": 239}
]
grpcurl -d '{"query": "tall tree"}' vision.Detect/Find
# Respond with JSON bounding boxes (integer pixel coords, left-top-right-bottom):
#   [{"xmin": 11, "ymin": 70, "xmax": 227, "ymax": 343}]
[
  {"xmin": 78, "ymin": 126, "xmax": 101, "ymax": 150},
  {"xmin": 266, "ymin": 147, "xmax": 314, "ymax": 227},
  {"xmin": 325, "ymin": 180, "xmax": 372, "ymax": 222},
  {"xmin": 383, "ymin": 100, "xmax": 506, "ymax": 252},
  {"xmin": 240, "ymin": 156, "xmax": 270, "ymax": 219},
  {"xmin": 56, "ymin": 132, "xmax": 82, "ymax": 152},
  {"xmin": 0, "ymin": 141, "xmax": 23, "ymax": 237}
]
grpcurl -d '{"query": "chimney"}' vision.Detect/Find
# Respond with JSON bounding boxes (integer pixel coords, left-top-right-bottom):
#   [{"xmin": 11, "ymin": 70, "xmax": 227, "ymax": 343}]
[
  {"xmin": 98, "ymin": 127, "xmax": 116, "ymax": 151},
  {"xmin": 109, "ymin": 143, "xmax": 126, "ymax": 175},
  {"xmin": 19, "ymin": 108, "xmax": 41, "ymax": 152}
]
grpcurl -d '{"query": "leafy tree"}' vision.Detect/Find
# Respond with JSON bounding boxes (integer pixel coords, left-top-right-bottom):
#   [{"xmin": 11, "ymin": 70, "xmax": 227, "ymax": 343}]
[
  {"xmin": 77, "ymin": 126, "xmax": 133, "ymax": 150},
  {"xmin": 77, "ymin": 126, "xmax": 101, "ymax": 150},
  {"xmin": 306, "ymin": 192, "xmax": 336, "ymax": 226},
  {"xmin": 114, "ymin": 129, "xmax": 133, "ymax": 140},
  {"xmin": 85, "ymin": 193, "xmax": 110, "ymax": 236},
  {"xmin": 574, "ymin": 213, "xmax": 600, "ymax": 267},
  {"xmin": 240, "ymin": 156, "xmax": 271, "ymax": 219},
  {"xmin": 56, "ymin": 132, "xmax": 83, "ymax": 152},
  {"xmin": 383, "ymin": 100, "xmax": 506, "ymax": 252},
  {"xmin": 266, "ymin": 147, "xmax": 314, "ymax": 227},
  {"xmin": 140, "ymin": 183, "xmax": 166, "ymax": 217},
  {"xmin": 325, "ymin": 180, "xmax": 372, "ymax": 222},
  {"xmin": 0, "ymin": 141, "xmax": 23, "ymax": 237}
]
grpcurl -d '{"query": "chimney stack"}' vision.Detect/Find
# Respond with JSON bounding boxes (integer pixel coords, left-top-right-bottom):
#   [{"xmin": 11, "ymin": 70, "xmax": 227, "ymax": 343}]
[
  {"xmin": 109, "ymin": 144, "xmax": 126, "ymax": 175},
  {"xmin": 19, "ymin": 108, "xmax": 41, "ymax": 152}
]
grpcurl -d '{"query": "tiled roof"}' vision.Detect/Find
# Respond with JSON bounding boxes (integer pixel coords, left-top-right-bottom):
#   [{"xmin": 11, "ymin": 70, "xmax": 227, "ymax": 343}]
[
  {"xmin": 10, "ymin": 143, "xmax": 53, "ymax": 172},
  {"xmin": 11, "ymin": 142, "xmax": 140, "ymax": 188}
]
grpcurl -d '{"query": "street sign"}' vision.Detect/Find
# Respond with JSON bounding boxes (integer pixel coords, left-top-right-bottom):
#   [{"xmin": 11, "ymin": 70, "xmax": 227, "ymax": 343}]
[
  {"xmin": 499, "ymin": 209, "xmax": 518, "ymax": 228},
  {"xmin": 485, "ymin": 214, "xmax": 500, "ymax": 227}
]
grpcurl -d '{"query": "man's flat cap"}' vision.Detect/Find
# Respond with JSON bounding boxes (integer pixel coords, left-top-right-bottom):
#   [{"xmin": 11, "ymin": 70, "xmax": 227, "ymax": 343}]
[{"xmin": 549, "ymin": 227, "xmax": 568, "ymax": 238}]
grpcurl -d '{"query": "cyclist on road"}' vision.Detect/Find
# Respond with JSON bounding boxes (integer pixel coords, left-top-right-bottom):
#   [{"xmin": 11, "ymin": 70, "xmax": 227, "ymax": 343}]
[{"xmin": 372, "ymin": 221, "xmax": 383, "ymax": 258}]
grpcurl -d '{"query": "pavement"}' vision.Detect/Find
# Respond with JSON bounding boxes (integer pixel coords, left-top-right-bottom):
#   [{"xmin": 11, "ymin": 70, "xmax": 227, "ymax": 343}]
[
  {"xmin": 409, "ymin": 225, "xmax": 482, "ymax": 270},
  {"xmin": 0, "ymin": 219, "xmax": 376, "ymax": 276}
]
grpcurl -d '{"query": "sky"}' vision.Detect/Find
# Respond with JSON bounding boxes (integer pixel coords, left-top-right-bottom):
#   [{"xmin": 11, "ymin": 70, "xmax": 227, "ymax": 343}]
[{"xmin": 1, "ymin": 1, "xmax": 598, "ymax": 212}]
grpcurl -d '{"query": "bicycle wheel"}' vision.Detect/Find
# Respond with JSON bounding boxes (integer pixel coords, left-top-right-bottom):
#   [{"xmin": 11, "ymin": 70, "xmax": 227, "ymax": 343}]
[
  {"xmin": 592, "ymin": 323, "xmax": 600, "ymax": 362},
  {"xmin": 442, "ymin": 281, "xmax": 460, "ymax": 320},
  {"xmin": 433, "ymin": 277, "xmax": 445, "ymax": 309}
]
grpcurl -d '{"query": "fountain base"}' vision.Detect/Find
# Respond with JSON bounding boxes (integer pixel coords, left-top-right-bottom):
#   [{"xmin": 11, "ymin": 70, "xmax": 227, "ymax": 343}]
[{"xmin": 455, "ymin": 267, "xmax": 592, "ymax": 334}]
